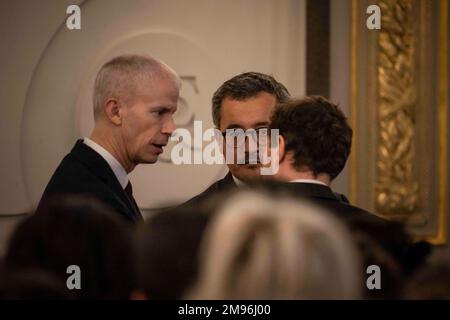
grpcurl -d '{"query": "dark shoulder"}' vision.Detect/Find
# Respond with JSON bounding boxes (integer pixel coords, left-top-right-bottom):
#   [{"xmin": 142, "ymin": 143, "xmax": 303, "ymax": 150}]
[
  {"xmin": 182, "ymin": 174, "xmax": 235, "ymax": 207},
  {"xmin": 42, "ymin": 152, "xmax": 102, "ymax": 195},
  {"xmin": 39, "ymin": 151, "xmax": 117, "ymax": 213},
  {"xmin": 309, "ymin": 195, "xmax": 383, "ymax": 224},
  {"xmin": 182, "ymin": 180, "xmax": 222, "ymax": 207},
  {"xmin": 334, "ymin": 192, "xmax": 350, "ymax": 203}
]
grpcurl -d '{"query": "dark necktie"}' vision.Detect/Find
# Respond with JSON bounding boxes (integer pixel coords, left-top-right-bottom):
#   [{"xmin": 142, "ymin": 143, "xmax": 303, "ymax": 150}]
[
  {"xmin": 125, "ymin": 181, "xmax": 134, "ymax": 200},
  {"xmin": 124, "ymin": 181, "xmax": 142, "ymax": 220}
]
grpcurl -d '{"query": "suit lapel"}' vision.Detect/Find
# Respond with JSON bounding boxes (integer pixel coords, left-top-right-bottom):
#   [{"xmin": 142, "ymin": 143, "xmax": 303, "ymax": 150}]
[
  {"xmin": 218, "ymin": 171, "xmax": 238, "ymax": 190},
  {"xmin": 70, "ymin": 139, "xmax": 141, "ymax": 221}
]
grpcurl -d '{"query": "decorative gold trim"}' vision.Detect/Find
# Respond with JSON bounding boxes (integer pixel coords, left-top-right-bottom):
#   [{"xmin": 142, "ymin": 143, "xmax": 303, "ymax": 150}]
[
  {"xmin": 349, "ymin": 0, "xmax": 448, "ymax": 244},
  {"xmin": 425, "ymin": 0, "xmax": 448, "ymax": 245},
  {"xmin": 375, "ymin": 0, "xmax": 419, "ymax": 215},
  {"xmin": 350, "ymin": 0, "xmax": 359, "ymax": 205}
]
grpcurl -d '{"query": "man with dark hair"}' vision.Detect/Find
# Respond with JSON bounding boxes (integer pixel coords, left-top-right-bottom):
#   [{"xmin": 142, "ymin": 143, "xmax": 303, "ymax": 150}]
[
  {"xmin": 185, "ymin": 72, "xmax": 291, "ymax": 205},
  {"xmin": 270, "ymin": 95, "xmax": 387, "ymax": 215},
  {"xmin": 211, "ymin": 72, "xmax": 291, "ymax": 184},
  {"xmin": 269, "ymin": 96, "xmax": 429, "ymax": 275},
  {"xmin": 271, "ymin": 95, "xmax": 352, "ymax": 185}
]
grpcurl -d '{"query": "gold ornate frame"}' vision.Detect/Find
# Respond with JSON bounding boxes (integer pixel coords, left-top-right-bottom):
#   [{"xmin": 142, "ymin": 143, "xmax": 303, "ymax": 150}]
[{"xmin": 350, "ymin": 0, "xmax": 448, "ymax": 244}]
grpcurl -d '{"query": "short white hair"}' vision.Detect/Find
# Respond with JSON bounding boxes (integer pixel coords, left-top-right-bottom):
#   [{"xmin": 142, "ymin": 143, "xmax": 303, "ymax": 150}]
[
  {"xmin": 92, "ymin": 54, "xmax": 178, "ymax": 120},
  {"xmin": 188, "ymin": 191, "xmax": 362, "ymax": 299}
]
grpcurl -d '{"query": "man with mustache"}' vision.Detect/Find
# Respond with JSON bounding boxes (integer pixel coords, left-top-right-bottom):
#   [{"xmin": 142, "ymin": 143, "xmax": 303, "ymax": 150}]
[
  {"xmin": 38, "ymin": 54, "xmax": 180, "ymax": 224},
  {"xmin": 183, "ymin": 72, "xmax": 289, "ymax": 206}
]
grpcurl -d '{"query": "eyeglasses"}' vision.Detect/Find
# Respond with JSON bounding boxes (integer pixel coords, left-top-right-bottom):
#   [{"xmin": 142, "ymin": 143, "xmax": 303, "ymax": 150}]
[{"xmin": 221, "ymin": 127, "xmax": 270, "ymax": 148}]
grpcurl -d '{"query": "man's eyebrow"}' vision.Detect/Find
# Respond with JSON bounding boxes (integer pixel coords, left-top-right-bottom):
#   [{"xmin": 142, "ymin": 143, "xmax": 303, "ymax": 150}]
[
  {"xmin": 253, "ymin": 122, "xmax": 270, "ymax": 127},
  {"xmin": 224, "ymin": 122, "xmax": 270, "ymax": 130},
  {"xmin": 152, "ymin": 105, "xmax": 176, "ymax": 112},
  {"xmin": 224, "ymin": 124, "xmax": 244, "ymax": 130}
]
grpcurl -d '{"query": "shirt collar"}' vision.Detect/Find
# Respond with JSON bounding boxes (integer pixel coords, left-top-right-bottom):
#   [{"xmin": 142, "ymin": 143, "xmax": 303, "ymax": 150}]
[
  {"xmin": 232, "ymin": 174, "xmax": 246, "ymax": 187},
  {"xmin": 83, "ymin": 137, "xmax": 129, "ymax": 189},
  {"xmin": 288, "ymin": 179, "xmax": 328, "ymax": 186}
]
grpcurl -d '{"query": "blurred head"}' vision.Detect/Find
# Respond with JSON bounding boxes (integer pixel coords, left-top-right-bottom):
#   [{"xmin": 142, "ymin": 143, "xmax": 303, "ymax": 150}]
[
  {"xmin": 188, "ymin": 190, "xmax": 362, "ymax": 299},
  {"xmin": 270, "ymin": 96, "xmax": 352, "ymax": 182},
  {"xmin": 93, "ymin": 54, "xmax": 180, "ymax": 170},
  {"xmin": 134, "ymin": 204, "xmax": 211, "ymax": 299},
  {"xmin": 4, "ymin": 195, "xmax": 136, "ymax": 299},
  {"xmin": 0, "ymin": 266, "xmax": 70, "ymax": 300},
  {"xmin": 352, "ymin": 231, "xmax": 405, "ymax": 299},
  {"xmin": 405, "ymin": 255, "xmax": 450, "ymax": 299},
  {"xmin": 212, "ymin": 72, "xmax": 290, "ymax": 183}
]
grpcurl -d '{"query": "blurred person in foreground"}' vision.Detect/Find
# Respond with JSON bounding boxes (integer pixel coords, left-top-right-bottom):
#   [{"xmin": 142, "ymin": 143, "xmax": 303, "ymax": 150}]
[
  {"xmin": 404, "ymin": 254, "xmax": 450, "ymax": 299},
  {"xmin": 134, "ymin": 203, "xmax": 211, "ymax": 299},
  {"xmin": 0, "ymin": 265, "xmax": 70, "ymax": 300},
  {"xmin": 4, "ymin": 195, "xmax": 136, "ymax": 299},
  {"xmin": 187, "ymin": 190, "xmax": 363, "ymax": 299}
]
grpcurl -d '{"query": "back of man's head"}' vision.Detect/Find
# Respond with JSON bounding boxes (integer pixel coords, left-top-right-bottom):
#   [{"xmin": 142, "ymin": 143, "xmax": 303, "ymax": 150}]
[{"xmin": 270, "ymin": 96, "xmax": 352, "ymax": 180}]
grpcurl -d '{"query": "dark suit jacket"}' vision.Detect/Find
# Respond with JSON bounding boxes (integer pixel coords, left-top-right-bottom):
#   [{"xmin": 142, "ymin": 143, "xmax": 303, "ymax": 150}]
[
  {"xmin": 184, "ymin": 171, "xmax": 350, "ymax": 206},
  {"xmin": 38, "ymin": 139, "xmax": 143, "ymax": 224},
  {"xmin": 269, "ymin": 182, "xmax": 430, "ymax": 273},
  {"xmin": 274, "ymin": 182, "xmax": 387, "ymax": 224},
  {"xmin": 184, "ymin": 172, "xmax": 237, "ymax": 206}
]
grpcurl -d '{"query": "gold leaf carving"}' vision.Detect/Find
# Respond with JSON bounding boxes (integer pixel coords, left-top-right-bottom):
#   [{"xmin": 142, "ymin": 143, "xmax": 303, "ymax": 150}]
[{"xmin": 375, "ymin": 0, "xmax": 419, "ymax": 215}]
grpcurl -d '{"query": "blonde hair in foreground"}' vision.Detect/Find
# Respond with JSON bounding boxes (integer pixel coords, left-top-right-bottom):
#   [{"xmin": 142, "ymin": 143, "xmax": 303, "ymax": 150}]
[{"xmin": 188, "ymin": 191, "xmax": 362, "ymax": 299}]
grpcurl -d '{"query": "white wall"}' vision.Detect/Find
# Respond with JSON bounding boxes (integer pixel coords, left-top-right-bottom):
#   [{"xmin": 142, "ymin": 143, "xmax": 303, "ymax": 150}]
[
  {"xmin": 0, "ymin": 0, "xmax": 83, "ymax": 215},
  {"xmin": 329, "ymin": 0, "xmax": 350, "ymax": 196}
]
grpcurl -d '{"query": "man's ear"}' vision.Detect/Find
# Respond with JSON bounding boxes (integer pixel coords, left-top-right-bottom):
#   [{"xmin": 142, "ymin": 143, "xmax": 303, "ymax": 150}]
[{"xmin": 104, "ymin": 98, "xmax": 123, "ymax": 126}]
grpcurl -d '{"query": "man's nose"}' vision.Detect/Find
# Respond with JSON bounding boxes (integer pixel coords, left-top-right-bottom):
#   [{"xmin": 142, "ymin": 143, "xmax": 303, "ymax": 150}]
[
  {"xmin": 245, "ymin": 132, "xmax": 258, "ymax": 153},
  {"xmin": 162, "ymin": 116, "xmax": 176, "ymax": 136}
]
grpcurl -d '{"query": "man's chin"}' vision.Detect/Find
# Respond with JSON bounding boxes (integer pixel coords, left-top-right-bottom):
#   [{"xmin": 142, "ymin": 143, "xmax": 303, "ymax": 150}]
[{"xmin": 138, "ymin": 154, "xmax": 159, "ymax": 164}]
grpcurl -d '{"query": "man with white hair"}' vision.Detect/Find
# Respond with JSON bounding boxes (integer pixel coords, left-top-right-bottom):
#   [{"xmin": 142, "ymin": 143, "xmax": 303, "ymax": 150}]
[{"xmin": 38, "ymin": 54, "xmax": 180, "ymax": 223}]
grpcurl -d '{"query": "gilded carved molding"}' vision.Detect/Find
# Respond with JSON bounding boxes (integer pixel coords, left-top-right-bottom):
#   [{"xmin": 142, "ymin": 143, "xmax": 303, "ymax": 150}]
[
  {"xmin": 375, "ymin": 0, "xmax": 419, "ymax": 215},
  {"xmin": 350, "ymin": 0, "xmax": 448, "ymax": 243}
]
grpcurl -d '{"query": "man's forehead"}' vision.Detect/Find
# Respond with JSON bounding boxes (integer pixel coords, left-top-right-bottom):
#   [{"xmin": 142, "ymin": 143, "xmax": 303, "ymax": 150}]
[
  {"xmin": 140, "ymin": 73, "xmax": 180, "ymax": 90},
  {"xmin": 220, "ymin": 94, "xmax": 276, "ymax": 128}
]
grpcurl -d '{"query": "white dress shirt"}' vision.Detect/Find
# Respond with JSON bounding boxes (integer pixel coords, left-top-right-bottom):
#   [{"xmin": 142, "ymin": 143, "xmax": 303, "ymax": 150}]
[
  {"xmin": 289, "ymin": 179, "xmax": 328, "ymax": 186},
  {"xmin": 232, "ymin": 174, "xmax": 246, "ymax": 187},
  {"xmin": 83, "ymin": 137, "xmax": 129, "ymax": 189}
]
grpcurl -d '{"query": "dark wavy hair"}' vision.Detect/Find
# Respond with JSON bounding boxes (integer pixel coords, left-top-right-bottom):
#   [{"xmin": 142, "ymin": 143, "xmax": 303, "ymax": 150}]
[
  {"xmin": 212, "ymin": 72, "xmax": 290, "ymax": 128},
  {"xmin": 270, "ymin": 96, "xmax": 352, "ymax": 180}
]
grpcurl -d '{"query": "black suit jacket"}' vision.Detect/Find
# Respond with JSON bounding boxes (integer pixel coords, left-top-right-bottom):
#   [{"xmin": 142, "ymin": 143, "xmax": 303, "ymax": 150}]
[
  {"xmin": 184, "ymin": 172, "xmax": 237, "ymax": 206},
  {"xmin": 270, "ymin": 182, "xmax": 431, "ymax": 272},
  {"xmin": 38, "ymin": 139, "xmax": 143, "ymax": 224},
  {"xmin": 184, "ymin": 171, "xmax": 350, "ymax": 206},
  {"xmin": 275, "ymin": 182, "xmax": 386, "ymax": 224}
]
